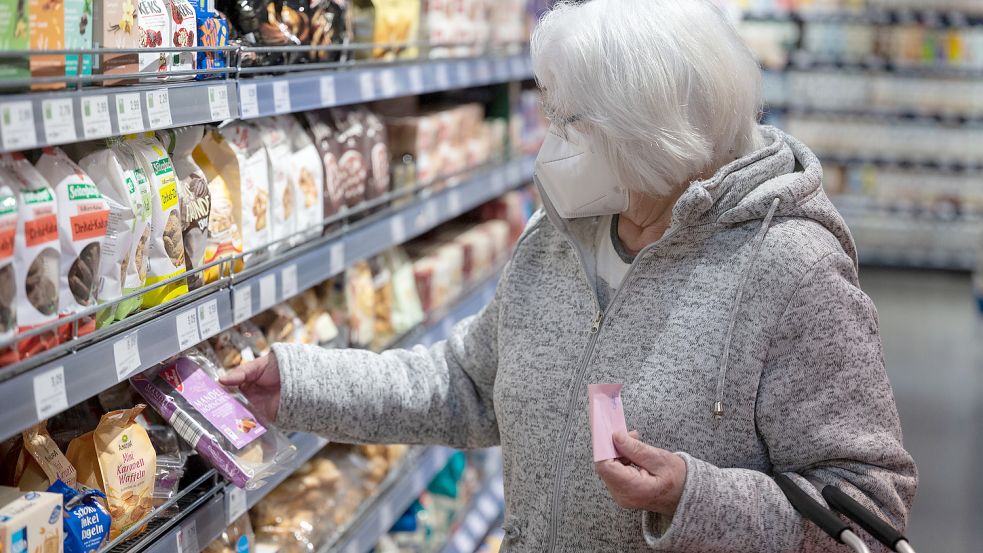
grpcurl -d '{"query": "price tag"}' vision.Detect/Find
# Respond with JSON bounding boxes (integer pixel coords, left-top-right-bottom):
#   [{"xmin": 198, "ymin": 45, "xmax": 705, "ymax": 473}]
[
  {"xmin": 476, "ymin": 59, "xmax": 493, "ymax": 82},
  {"xmin": 225, "ymin": 485, "xmax": 247, "ymax": 523},
  {"xmin": 208, "ymin": 85, "xmax": 231, "ymax": 120},
  {"xmin": 448, "ymin": 189, "xmax": 462, "ymax": 213},
  {"xmin": 240, "ymin": 84, "xmax": 259, "ymax": 118},
  {"xmin": 329, "ymin": 242, "xmax": 345, "ymax": 275},
  {"xmin": 359, "ymin": 72, "xmax": 376, "ymax": 100},
  {"xmin": 491, "ymin": 170, "xmax": 507, "ymax": 193},
  {"xmin": 456, "ymin": 62, "xmax": 472, "ymax": 85},
  {"xmin": 494, "ymin": 59, "xmax": 510, "ymax": 80},
  {"xmin": 434, "ymin": 63, "xmax": 451, "ymax": 89},
  {"xmin": 197, "ymin": 299, "xmax": 221, "ymax": 340},
  {"xmin": 477, "ymin": 495, "xmax": 498, "ymax": 519},
  {"xmin": 175, "ymin": 308, "xmax": 201, "ymax": 351},
  {"xmin": 41, "ymin": 99, "xmax": 77, "ymax": 144},
  {"xmin": 273, "ymin": 80, "xmax": 291, "ymax": 114},
  {"xmin": 281, "ymin": 264, "xmax": 298, "ymax": 299},
  {"xmin": 33, "ymin": 366, "xmax": 68, "ymax": 421},
  {"xmin": 390, "ymin": 216, "xmax": 406, "ymax": 243},
  {"xmin": 319, "ymin": 75, "xmax": 337, "ymax": 106},
  {"xmin": 113, "ymin": 332, "xmax": 142, "ymax": 380},
  {"xmin": 233, "ymin": 286, "xmax": 253, "ymax": 324},
  {"xmin": 115, "ymin": 93, "xmax": 144, "ymax": 133},
  {"xmin": 176, "ymin": 521, "xmax": 198, "ymax": 553},
  {"xmin": 259, "ymin": 274, "xmax": 276, "ymax": 311},
  {"xmin": 423, "ymin": 201, "xmax": 439, "ymax": 228},
  {"xmin": 0, "ymin": 101, "xmax": 37, "ymax": 151},
  {"xmin": 408, "ymin": 66, "xmax": 424, "ymax": 93},
  {"xmin": 81, "ymin": 95, "xmax": 112, "ymax": 138},
  {"xmin": 379, "ymin": 69, "xmax": 398, "ymax": 97},
  {"xmin": 145, "ymin": 89, "xmax": 173, "ymax": 129}
]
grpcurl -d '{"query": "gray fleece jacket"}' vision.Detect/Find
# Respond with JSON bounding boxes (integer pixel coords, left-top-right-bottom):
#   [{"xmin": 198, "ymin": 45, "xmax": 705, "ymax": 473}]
[{"xmin": 272, "ymin": 126, "xmax": 917, "ymax": 552}]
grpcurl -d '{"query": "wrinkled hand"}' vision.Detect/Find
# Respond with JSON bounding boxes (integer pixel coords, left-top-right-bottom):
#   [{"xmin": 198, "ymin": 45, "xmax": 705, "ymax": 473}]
[
  {"xmin": 595, "ymin": 431, "xmax": 687, "ymax": 516},
  {"xmin": 218, "ymin": 353, "xmax": 281, "ymax": 422}
]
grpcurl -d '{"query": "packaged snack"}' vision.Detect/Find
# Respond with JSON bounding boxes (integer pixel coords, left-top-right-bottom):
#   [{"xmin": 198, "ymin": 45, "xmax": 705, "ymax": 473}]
[
  {"xmin": 0, "ymin": 487, "xmax": 62, "ymax": 552},
  {"xmin": 0, "ymin": 181, "xmax": 17, "ymax": 364},
  {"xmin": 0, "ymin": 0, "xmax": 29, "ymax": 81},
  {"xmin": 345, "ymin": 260, "xmax": 374, "ymax": 348},
  {"xmin": 254, "ymin": 118, "xmax": 296, "ymax": 251},
  {"xmin": 166, "ymin": 0, "xmax": 197, "ymax": 78},
  {"xmin": 47, "ymin": 479, "xmax": 112, "ymax": 553},
  {"xmin": 196, "ymin": 124, "xmax": 270, "ymax": 264},
  {"xmin": 279, "ymin": 0, "xmax": 311, "ymax": 64},
  {"xmin": 309, "ymin": 0, "xmax": 349, "ymax": 63},
  {"xmin": 1, "ymin": 421, "xmax": 77, "ymax": 491},
  {"xmin": 303, "ymin": 110, "xmax": 346, "ymax": 220},
  {"xmin": 361, "ymin": 109, "xmax": 391, "ymax": 202},
  {"xmin": 123, "ymin": 133, "xmax": 189, "ymax": 307},
  {"xmin": 193, "ymin": 0, "xmax": 228, "ymax": 79},
  {"xmin": 369, "ymin": 256, "xmax": 393, "ymax": 351},
  {"xmin": 217, "ymin": 0, "xmax": 292, "ymax": 67},
  {"xmin": 385, "ymin": 248, "xmax": 422, "ymax": 335},
  {"xmin": 332, "ymin": 109, "xmax": 369, "ymax": 209},
  {"xmin": 354, "ymin": 0, "xmax": 419, "ymax": 60},
  {"xmin": 28, "ymin": 0, "xmax": 65, "ymax": 90},
  {"xmin": 253, "ymin": 303, "xmax": 307, "ymax": 345},
  {"xmin": 281, "ymin": 116, "xmax": 324, "ymax": 239},
  {"xmin": 1, "ymin": 154, "xmax": 61, "ymax": 359},
  {"xmin": 288, "ymin": 289, "xmax": 337, "ymax": 345},
  {"xmin": 587, "ymin": 384, "xmax": 627, "ymax": 463},
  {"xmin": 158, "ymin": 127, "xmax": 212, "ymax": 290},
  {"xmin": 192, "ymin": 130, "xmax": 244, "ymax": 282},
  {"xmin": 137, "ymin": 0, "xmax": 171, "ymax": 79},
  {"xmin": 131, "ymin": 356, "xmax": 296, "ymax": 489},
  {"xmin": 94, "ymin": 0, "xmax": 140, "ymax": 84},
  {"xmin": 65, "ymin": 0, "xmax": 94, "ymax": 82},
  {"xmin": 203, "ymin": 513, "xmax": 255, "ymax": 553},
  {"xmin": 79, "ymin": 143, "xmax": 152, "ymax": 326},
  {"xmin": 152, "ymin": 454, "xmax": 184, "ymax": 512},
  {"xmin": 35, "ymin": 148, "xmax": 110, "ymax": 339},
  {"xmin": 236, "ymin": 320, "xmax": 269, "ymax": 356},
  {"xmin": 65, "ymin": 405, "xmax": 157, "ymax": 540},
  {"xmin": 210, "ymin": 328, "xmax": 255, "ymax": 369}
]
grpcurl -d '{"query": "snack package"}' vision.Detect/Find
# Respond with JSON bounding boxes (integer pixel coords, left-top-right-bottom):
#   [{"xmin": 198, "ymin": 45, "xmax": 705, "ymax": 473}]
[
  {"xmin": 254, "ymin": 118, "xmax": 296, "ymax": 251},
  {"xmin": 210, "ymin": 328, "xmax": 255, "ymax": 369},
  {"xmin": 94, "ymin": 0, "xmax": 140, "ymax": 84},
  {"xmin": 130, "ymin": 356, "xmax": 297, "ymax": 489},
  {"xmin": 279, "ymin": 0, "xmax": 311, "ymax": 64},
  {"xmin": 369, "ymin": 256, "xmax": 393, "ymax": 351},
  {"xmin": 253, "ymin": 303, "xmax": 307, "ymax": 345},
  {"xmin": 47, "ymin": 479, "xmax": 112, "ymax": 553},
  {"xmin": 1, "ymin": 154, "xmax": 61, "ymax": 358},
  {"xmin": 65, "ymin": 405, "xmax": 157, "ymax": 540},
  {"xmin": 196, "ymin": 123, "xmax": 270, "ymax": 264},
  {"xmin": 166, "ymin": 0, "xmax": 197, "ymax": 78},
  {"xmin": 361, "ymin": 109, "xmax": 391, "ymax": 202},
  {"xmin": 0, "ymin": 181, "xmax": 17, "ymax": 364},
  {"xmin": 356, "ymin": 0, "xmax": 419, "ymax": 60},
  {"xmin": 0, "ymin": 487, "xmax": 63, "ymax": 552},
  {"xmin": 28, "ymin": 0, "xmax": 65, "ymax": 90},
  {"xmin": 192, "ymin": 130, "xmax": 245, "ymax": 282},
  {"xmin": 281, "ymin": 115, "xmax": 324, "ymax": 239},
  {"xmin": 216, "ymin": 0, "xmax": 292, "ymax": 67},
  {"xmin": 35, "ymin": 148, "xmax": 110, "ymax": 339},
  {"xmin": 203, "ymin": 513, "xmax": 255, "ymax": 553},
  {"xmin": 345, "ymin": 260, "xmax": 374, "ymax": 348},
  {"xmin": 331, "ymin": 108, "xmax": 369, "ymax": 209},
  {"xmin": 288, "ymin": 289, "xmax": 338, "ymax": 346},
  {"xmin": 386, "ymin": 248, "xmax": 422, "ymax": 335},
  {"xmin": 587, "ymin": 384, "xmax": 628, "ymax": 463},
  {"xmin": 158, "ymin": 127, "xmax": 212, "ymax": 290},
  {"xmin": 79, "ymin": 143, "xmax": 153, "ymax": 326},
  {"xmin": 1, "ymin": 421, "xmax": 77, "ymax": 491},
  {"xmin": 309, "ymin": 0, "xmax": 349, "ymax": 63},
  {"xmin": 65, "ymin": 0, "xmax": 94, "ymax": 82},
  {"xmin": 124, "ymin": 133, "xmax": 189, "ymax": 307},
  {"xmin": 0, "ymin": 0, "xmax": 29, "ymax": 81},
  {"xmin": 137, "ymin": 0, "xmax": 171, "ymax": 79},
  {"xmin": 236, "ymin": 319, "xmax": 269, "ymax": 356},
  {"xmin": 193, "ymin": 0, "xmax": 228, "ymax": 79},
  {"xmin": 303, "ymin": 110, "xmax": 346, "ymax": 220}
]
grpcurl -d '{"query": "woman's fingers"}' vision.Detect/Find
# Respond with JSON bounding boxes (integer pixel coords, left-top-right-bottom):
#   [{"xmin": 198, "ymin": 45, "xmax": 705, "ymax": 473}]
[
  {"xmin": 219, "ymin": 356, "xmax": 266, "ymax": 387},
  {"xmin": 612, "ymin": 432, "xmax": 672, "ymax": 474}
]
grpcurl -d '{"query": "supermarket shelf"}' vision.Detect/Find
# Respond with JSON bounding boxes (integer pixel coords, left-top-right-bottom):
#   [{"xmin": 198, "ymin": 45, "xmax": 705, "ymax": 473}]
[
  {"xmin": 0, "ymin": 155, "xmax": 535, "ymax": 443},
  {"xmin": 0, "ymin": 53, "xmax": 534, "ymax": 152},
  {"xmin": 742, "ymin": 7, "xmax": 983, "ymax": 26},
  {"xmin": 765, "ymin": 104, "xmax": 983, "ymax": 126},
  {"xmin": 817, "ymin": 154, "xmax": 983, "ymax": 174},
  {"xmin": 400, "ymin": 270, "xmax": 501, "ymax": 350},
  {"xmin": 440, "ymin": 471, "xmax": 505, "ymax": 553},
  {"xmin": 784, "ymin": 53, "xmax": 983, "ymax": 79}
]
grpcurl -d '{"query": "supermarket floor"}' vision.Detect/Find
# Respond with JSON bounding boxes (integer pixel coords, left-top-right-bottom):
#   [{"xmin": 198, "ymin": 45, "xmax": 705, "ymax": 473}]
[{"xmin": 860, "ymin": 268, "xmax": 983, "ymax": 553}]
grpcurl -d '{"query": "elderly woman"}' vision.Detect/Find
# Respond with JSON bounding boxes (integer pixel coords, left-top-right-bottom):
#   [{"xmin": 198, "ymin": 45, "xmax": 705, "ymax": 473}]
[{"xmin": 222, "ymin": 0, "xmax": 918, "ymax": 551}]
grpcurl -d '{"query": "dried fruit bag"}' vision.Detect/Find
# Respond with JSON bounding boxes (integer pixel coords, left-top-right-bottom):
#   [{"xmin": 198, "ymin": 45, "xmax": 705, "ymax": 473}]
[
  {"xmin": 124, "ymin": 133, "xmax": 188, "ymax": 307},
  {"xmin": 0, "ymin": 153, "xmax": 61, "ymax": 358},
  {"xmin": 159, "ymin": 126, "xmax": 211, "ymax": 290},
  {"xmin": 255, "ymin": 118, "xmax": 295, "ymax": 251},
  {"xmin": 281, "ymin": 115, "xmax": 324, "ymax": 240},
  {"xmin": 166, "ymin": 0, "xmax": 197, "ymax": 78},
  {"xmin": 0, "ymin": 180, "xmax": 17, "ymax": 364},
  {"xmin": 131, "ymin": 356, "xmax": 296, "ymax": 490},
  {"xmin": 79, "ymin": 142, "xmax": 153, "ymax": 327},
  {"xmin": 35, "ymin": 147, "xmax": 110, "ymax": 339},
  {"xmin": 192, "ymin": 130, "xmax": 243, "ymax": 282}
]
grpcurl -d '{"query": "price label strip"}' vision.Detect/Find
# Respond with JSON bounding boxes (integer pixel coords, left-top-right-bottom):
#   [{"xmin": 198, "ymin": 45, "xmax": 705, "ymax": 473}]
[
  {"xmin": 259, "ymin": 274, "xmax": 277, "ymax": 311},
  {"xmin": 208, "ymin": 85, "xmax": 232, "ymax": 120},
  {"xmin": 145, "ymin": 89, "xmax": 173, "ymax": 129},
  {"xmin": 33, "ymin": 366, "xmax": 68, "ymax": 421},
  {"xmin": 273, "ymin": 80, "xmax": 291, "ymax": 114},
  {"xmin": 329, "ymin": 242, "xmax": 345, "ymax": 275},
  {"xmin": 390, "ymin": 216, "xmax": 407, "ymax": 244},
  {"xmin": 175, "ymin": 308, "xmax": 201, "ymax": 351},
  {"xmin": 113, "ymin": 332, "xmax": 142, "ymax": 381},
  {"xmin": 226, "ymin": 485, "xmax": 248, "ymax": 524},
  {"xmin": 379, "ymin": 69, "xmax": 398, "ymax": 97},
  {"xmin": 233, "ymin": 286, "xmax": 253, "ymax": 325},
  {"xmin": 176, "ymin": 521, "xmax": 198, "ymax": 553},
  {"xmin": 281, "ymin": 264, "xmax": 298, "ymax": 299},
  {"xmin": 81, "ymin": 95, "xmax": 112, "ymax": 138},
  {"xmin": 115, "ymin": 93, "xmax": 144, "ymax": 134},
  {"xmin": 408, "ymin": 67, "xmax": 424, "ymax": 94},
  {"xmin": 197, "ymin": 299, "xmax": 221, "ymax": 340},
  {"xmin": 359, "ymin": 72, "xmax": 377, "ymax": 101},
  {"xmin": 0, "ymin": 101, "xmax": 38, "ymax": 151},
  {"xmin": 240, "ymin": 84, "xmax": 259, "ymax": 118},
  {"xmin": 319, "ymin": 75, "xmax": 337, "ymax": 106},
  {"xmin": 41, "ymin": 98, "xmax": 77, "ymax": 144}
]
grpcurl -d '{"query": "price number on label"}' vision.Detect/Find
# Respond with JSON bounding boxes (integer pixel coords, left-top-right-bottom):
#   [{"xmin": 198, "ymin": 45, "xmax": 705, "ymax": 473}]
[
  {"xmin": 240, "ymin": 84, "xmax": 259, "ymax": 118},
  {"xmin": 175, "ymin": 308, "xmax": 201, "ymax": 351},
  {"xmin": 208, "ymin": 85, "xmax": 232, "ymax": 120},
  {"xmin": 113, "ymin": 332, "xmax": 142, "ymax": 380},
  {"xmin": 0, "ymin": 101, "xmax": 37, "ymax": 151},
  {"xmin": 197, "ymin": 299, "xmax": 221, "ymax": 340},
  {"xmin": 115, "ymin": 93, "xmax": 144, "ymax": 133},
  {"xmin": 319, "ymin": 76, "xmax": 337, "ymax": 106},
  {"xmin": 145, "ymin": 89, "xmax": 173, "ymax": 129},
  {"xmin": 41, "ymin": 99, "xmax": 77, "ymax": 144},
  {"xmin": 81, "ymin": 96, "xmax": 112, "ymax": 138},
  {"xmin": 233, "ymin": 286, "xmax": 253, "ymax": 324},
  {"xmin": 33, "ymin": 366, "xmax": 68, "ymax": 421}
]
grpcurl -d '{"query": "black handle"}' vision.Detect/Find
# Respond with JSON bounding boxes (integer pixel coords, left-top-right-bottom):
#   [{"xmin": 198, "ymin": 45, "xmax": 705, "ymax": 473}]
[
  {"xmin": 775, "ymin": 473, "xmax": 850, "ymax": 542},
  {"xmin": 822, "ymin": 485, "xmax": 906, "ymax": 550}
]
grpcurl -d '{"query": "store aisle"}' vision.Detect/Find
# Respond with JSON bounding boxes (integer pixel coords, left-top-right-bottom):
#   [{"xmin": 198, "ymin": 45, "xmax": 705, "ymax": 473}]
[{"xmin": 861, "ymin": 268, "xmax": 983, "ymax": 553}]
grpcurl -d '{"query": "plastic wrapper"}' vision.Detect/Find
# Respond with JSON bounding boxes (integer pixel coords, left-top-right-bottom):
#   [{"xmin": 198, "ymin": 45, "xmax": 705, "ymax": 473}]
[
  {"xmin": 0, "ymin": 178, "xmax": 17, "ymax": 365},
  {"xmin": 130, "ymin": 355, "xmax": 296, "ymax": 489},
  {"xmin": 236, "ymin": 319, "xmax": 270, "ymax": 356},
  {"xmin": 345, "ymin": 260, "xmax": 375, "ymax": 348},
  {"xmin": 210, "ymin": 328, "xmax": 257, "ymax": 369},
  {"xmin": 204, "ymin": 513, "xmax": 256, "ymax": 553},
  {"xmin": 158, "ymin": 126, "xmax": 212, "ymax": 290},
  {"xmin": 48, "ymin": 479, "xmax": 112, "ymax": 553},
  {"xmin": 253, "ymin": 303, "xmax": 309, "ymax": 345}
]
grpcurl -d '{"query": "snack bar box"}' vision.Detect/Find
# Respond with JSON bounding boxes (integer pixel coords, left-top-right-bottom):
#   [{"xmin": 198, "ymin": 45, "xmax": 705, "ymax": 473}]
[{"xmin": 0, "ymin": 487, "xmax": 63, "ymax": 552}]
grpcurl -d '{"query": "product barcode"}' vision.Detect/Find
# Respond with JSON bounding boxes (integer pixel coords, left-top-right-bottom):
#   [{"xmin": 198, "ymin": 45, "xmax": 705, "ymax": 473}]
[{"xmin": 169, "ymin": 409, "xmax": 206, "ymax": 448}]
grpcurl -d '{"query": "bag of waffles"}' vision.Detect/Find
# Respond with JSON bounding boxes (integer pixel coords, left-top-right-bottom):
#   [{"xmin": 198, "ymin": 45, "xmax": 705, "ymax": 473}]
[{"xmin": 0, "ymin": 421, "xmax": 78, "ymax": 492}]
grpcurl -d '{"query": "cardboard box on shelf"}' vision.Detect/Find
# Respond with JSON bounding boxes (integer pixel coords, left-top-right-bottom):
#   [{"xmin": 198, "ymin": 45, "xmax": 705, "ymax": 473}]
[{"xmin": 0, "ymin": 487, "xmax": 63, "ymax": 553}]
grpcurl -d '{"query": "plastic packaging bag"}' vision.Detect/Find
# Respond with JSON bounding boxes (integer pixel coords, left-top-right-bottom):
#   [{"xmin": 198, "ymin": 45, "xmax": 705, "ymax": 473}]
[{"xmin": 587, "ymin": 383, "xmax": 627, "ymax": 462}]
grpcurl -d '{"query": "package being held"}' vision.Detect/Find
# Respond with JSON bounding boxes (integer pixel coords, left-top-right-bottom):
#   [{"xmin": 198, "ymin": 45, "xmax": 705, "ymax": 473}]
[
  {"xmin": 123, "ymin": 133, "xmax": 188, "ymax": 307},
  {"xmin": 587, "ymin": 384, "xmax": 628, "ymax": 463},
  {"xmin": 130, "ymin": 355, "xmax": 296, "ymax": 489},
  {"xmin": 36, "ymin": 147, "xmax": 110, "ymax": 339}
]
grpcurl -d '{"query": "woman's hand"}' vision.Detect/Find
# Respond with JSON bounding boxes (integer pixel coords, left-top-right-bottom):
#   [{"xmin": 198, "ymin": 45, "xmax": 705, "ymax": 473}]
[
  {"xmin": 595, "ymin": 431, "xmax": 687, "ymax": 516},
  {"xmin": 218, "ymin": 353, "xmax": 282, "ymax": 422}
]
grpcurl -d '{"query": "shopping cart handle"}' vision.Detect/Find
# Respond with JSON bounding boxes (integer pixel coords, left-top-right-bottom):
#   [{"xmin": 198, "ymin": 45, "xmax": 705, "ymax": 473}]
[
  {"xmin": 774, "ymin": 473, "xmax": 871, "ymax": 553},
  {"xmin": 822, "ymin": 485, "xmax": 916, "ymax": 553}
]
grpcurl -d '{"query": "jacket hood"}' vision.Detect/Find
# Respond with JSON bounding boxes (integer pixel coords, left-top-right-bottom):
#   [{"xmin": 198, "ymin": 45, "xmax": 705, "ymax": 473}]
[{"xmin": 536, "ymin": 125, "xmax": 856, "ymax": 267}]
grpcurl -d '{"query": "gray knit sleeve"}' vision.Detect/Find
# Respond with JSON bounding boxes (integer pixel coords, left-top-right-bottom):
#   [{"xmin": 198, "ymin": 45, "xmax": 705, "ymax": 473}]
[
  {"xmin": 270, "ymin": 272, "xmax": 504, "ymax": 448},
  {"xmin": 643, "ymin": 252, "xmax": 917, "ymax": 553}
]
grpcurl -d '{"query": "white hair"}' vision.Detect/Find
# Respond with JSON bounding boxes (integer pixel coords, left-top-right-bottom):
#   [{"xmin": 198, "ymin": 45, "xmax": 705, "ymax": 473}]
[{"xmin": 531, "ymin": 0, "xmax": 764, "ymax": 196}]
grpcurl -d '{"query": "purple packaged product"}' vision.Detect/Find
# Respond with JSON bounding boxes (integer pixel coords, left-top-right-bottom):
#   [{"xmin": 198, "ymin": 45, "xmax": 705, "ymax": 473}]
[{"xmin": 130, "ymin": 357, "xmax": 296, "ymax": 489}]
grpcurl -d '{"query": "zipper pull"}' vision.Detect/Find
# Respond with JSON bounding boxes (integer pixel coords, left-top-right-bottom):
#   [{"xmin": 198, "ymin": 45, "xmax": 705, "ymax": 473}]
[{"xmin": 590, "ymin": 311, "xmax": 603, "ymax": 333}]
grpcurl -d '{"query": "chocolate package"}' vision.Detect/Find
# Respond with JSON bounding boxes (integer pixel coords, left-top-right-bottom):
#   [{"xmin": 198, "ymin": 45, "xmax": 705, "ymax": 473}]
[
  {"xmin": 159, "ymin": 127, "xmax": 212, "ymax": 290},
  {"xmin": 217, "ymin": 0, "xmax": 292, "ymax": 67},
  {"xmin": 360, "ymin": 108, "xmax": 390, "ymax": 202},
  {"xmin": 330, "ymin": 108, "xmax": 368, "ymax": 209},
  {"xmin": 193, "ymin": 0, "xmax": 228, "ymax": 79},
  {"xmin": 131, "ymin": 355, "xmax": 296, "ymax": 489},
  {"xmin": 309, "ymin": 0, "xmax": 349, "ymax": 63},
  {"xmin": 303, "ymin": 110, "xmax": 346, "ymax": 220}
]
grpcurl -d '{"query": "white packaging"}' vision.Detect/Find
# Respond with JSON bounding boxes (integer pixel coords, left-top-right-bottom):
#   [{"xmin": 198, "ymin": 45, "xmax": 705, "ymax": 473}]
[
  {"xmin": 254, "ymin": 118, "xmax": 296, "ymax": 251},
  {"xmin": 166, "ymin": 0, "xmax": 197, "ymax": 78},
  {"xmin": 218, "ymin": 123, "xmax": 271, "ymax": 262},
  {"xmin": 0, "ymin": 180, "xmax": 16, "ymax": 348},
  {"xmin": 35, "ymin": 148, "xmax": 111, "ymax": 324},
  {"xmin": 280, "ymin": 116, "xmax": 324, "ymax": 240},
  {"xmin": 123, "ymin": 133, "xmax": 188, "ymax": 307},
  {"xmin": 137, "ymin": 0, "xmax": 172, "ymax": 79},
  {"xmin": 158, "ymin": 126, "xmax": 211, "ymax": 290}
]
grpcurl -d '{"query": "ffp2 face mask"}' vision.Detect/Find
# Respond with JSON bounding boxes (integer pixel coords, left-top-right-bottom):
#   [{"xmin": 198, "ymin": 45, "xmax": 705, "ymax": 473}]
[{"xmin": 535, "ymin": 124, "xmax": 629, "ymax": 219}]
